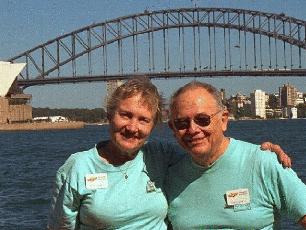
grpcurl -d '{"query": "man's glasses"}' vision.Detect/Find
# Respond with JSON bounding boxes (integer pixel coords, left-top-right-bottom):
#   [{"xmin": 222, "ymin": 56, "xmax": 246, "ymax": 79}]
[{"xmin": 173, "ymin": 110, "xmax": 223, "ymax": 130}]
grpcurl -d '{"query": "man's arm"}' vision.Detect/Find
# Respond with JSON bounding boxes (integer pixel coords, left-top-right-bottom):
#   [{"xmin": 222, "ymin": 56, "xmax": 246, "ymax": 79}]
[
  {"xmin": 299, "ymin": 215, "xmax": 306, "ymax": 229},
  {"xmin": 260, "ymin": 142, "xmax": 292, "ymax": 168}
]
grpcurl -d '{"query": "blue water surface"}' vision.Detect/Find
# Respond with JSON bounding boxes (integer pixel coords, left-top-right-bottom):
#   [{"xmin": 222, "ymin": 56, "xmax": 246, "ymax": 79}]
[{"xmin": 0, "ymin": 120, "xmax": 305, "ymax": 229}]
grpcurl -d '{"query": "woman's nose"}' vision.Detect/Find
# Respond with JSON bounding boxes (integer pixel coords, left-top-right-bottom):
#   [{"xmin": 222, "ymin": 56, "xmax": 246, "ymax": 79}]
[{"xmin": 126, "ymin": 119, "xmax": 139, "ymax": 132}]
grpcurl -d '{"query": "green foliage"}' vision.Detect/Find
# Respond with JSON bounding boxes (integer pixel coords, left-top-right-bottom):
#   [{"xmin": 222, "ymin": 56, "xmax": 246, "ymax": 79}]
[
  {"xmin": 268, "ymin": 94, "xmax": 279, "ymax": 109},
  {"xmin": 297, "ymin": 104, "xmax": 306, "ymax": 118},
  {"xmin": 235, "ymin": 107, "xmax": 252, "ymax": 119},
  {"xmin": 32, "ymin": 107, "xmax": 107, "ymax": 123}
]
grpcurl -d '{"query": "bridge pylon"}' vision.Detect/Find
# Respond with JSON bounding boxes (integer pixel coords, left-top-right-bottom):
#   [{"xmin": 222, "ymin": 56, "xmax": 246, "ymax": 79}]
[{"xmin": 104, "ymin": 80, "xmax": 124, "ymax": 109}]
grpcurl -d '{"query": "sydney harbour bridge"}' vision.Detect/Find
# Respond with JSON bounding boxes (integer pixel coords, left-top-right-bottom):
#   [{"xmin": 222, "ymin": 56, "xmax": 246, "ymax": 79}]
[{"xmin": 7, "ymin": 7, "xmax": 306, "ymax": 89}]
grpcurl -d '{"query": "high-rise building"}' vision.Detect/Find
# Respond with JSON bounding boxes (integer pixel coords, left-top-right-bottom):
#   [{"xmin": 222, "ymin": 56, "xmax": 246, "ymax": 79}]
[
  {"xmin": 279, "ymin": 83, "xmax": 298, "ymax": 107},
  {"xmin": 250, "ymin": 89, "xmax": 266, "ymax": 119},
  {"xmin": 282, "ymin": 107, "xmax": 298, "ymax": 119},
  {"xmin": 296, "ymin": 91, "xmax": 304, "ymax": 105}
]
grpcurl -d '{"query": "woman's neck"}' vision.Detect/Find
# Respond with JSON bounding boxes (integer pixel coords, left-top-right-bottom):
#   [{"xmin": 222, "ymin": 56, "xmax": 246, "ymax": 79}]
[{"xmin": 98, "ymin": 141, "xmax": 137, "ymax": 166}]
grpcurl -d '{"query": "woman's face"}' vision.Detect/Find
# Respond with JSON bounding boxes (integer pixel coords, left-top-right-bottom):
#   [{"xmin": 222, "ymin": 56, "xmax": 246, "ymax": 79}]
[{"xmin": 109, "ymin": 94, "xmax": 156, "ymax": 156}]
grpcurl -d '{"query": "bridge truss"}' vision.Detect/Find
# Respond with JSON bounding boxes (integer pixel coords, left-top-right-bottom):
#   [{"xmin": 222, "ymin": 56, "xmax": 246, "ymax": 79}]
[{"xmin": 7, "ymin": 7, "xmax": 306, "ymax": 88}]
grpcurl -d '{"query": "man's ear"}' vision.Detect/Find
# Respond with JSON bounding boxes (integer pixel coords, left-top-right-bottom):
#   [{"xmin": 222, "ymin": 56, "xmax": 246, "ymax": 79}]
[
  {"xmin": 221, "ymin": 110, "xmax": 229, "ymax": 132},
  {"xmin": 168, "ymin": 120, "xmax": 174, "ymax": 130}
]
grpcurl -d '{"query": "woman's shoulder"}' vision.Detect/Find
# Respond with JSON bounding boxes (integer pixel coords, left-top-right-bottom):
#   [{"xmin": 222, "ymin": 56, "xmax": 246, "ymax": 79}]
[{"xmin": 57, "ymin": 147, "xmax": 97, "ymax": 176}]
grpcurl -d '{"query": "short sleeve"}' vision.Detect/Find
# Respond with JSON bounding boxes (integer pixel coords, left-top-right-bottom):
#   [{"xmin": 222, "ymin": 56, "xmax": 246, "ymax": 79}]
[
  {"xmin": 258, "ymin": 152, "xmax": 306, "ymax": 221},
  {"xmin": 47, "ymin": 156, "xmax": 81, "ymax": 230}
]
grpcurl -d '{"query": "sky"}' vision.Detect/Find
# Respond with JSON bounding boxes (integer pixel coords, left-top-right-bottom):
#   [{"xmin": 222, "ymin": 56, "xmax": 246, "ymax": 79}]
[{"xmin": 1, "ymin": 0, "xmax": 306, "ymax": 108}]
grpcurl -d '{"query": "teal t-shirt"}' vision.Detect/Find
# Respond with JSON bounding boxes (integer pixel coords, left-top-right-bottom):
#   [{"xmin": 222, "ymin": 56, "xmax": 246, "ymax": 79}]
[
  {"xmin": 166, "ymin": 138, "xmax": 306, "ymax": 229},
  {"xmin": 48, "ymin": 141, "xmax": 178, "ymax": 230}
]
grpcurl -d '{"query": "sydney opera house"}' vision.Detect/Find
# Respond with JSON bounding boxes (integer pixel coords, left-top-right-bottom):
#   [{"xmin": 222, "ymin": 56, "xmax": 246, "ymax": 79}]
[{"xmin": 0, "ymin": 61, "xmax": 32, "ymax": 124}]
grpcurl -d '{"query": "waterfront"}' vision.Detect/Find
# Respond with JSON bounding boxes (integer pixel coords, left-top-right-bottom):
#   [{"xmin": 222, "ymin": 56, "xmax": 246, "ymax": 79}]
[
  {"xmin": 0, "ymin": 121, "xmax": 85, "ymax": 131},
  {"xmin": 0, "ymin": 119, "xmax": 305, "ymax": 229}
]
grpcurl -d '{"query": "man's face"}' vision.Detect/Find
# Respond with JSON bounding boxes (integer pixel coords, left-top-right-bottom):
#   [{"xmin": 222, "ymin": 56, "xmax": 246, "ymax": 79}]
[{"xmin": 170, "ymin": 87, "xmax": 228, "ymax": 160}]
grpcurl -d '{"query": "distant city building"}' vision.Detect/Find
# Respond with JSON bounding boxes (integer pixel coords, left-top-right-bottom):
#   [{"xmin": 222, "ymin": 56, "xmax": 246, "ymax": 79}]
[
  {"xmin": 224, "ymin": 83, "xmax": 305, "ymax": 119},
  {"xmin": 273, "ymin": 108, "xmax": 283, "ymax": 118},
  {"xmin": 250, "ymin": 89, "xmax": 266, "ymax": 119},
  {"xmin": 265, "ymin": 94, "xmax": 269, "ymax": 104},
  {"xmin": 296, "ymin": 91, "xmax": 304, "ymax": 105},
  {"xmin": 265, "ymin": 108, "xmax": 274, "ymax": 118},
  {"xmin": 283, "ymin": 107, "xmax": 297, "ymax": 119},
  {"xmin": 291, "ymin": 107, "xmax": 298, "ymax": 119},
  {"xmin": 227, "ymin": 93, "xmax": 251, "ymax": 119},
  {"xmin": 279, "ymin": 83, "xmax": 298, "ymax": 107},
  {"xmin": 229, "ymin": 93, "xmax": 250, "ymax": 109}
]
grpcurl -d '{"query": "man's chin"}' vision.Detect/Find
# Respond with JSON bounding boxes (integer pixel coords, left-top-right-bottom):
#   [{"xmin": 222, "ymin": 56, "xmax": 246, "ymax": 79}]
[{"xmin": 186, "ymin": 145, "xmax": 209, "ymax": 156}]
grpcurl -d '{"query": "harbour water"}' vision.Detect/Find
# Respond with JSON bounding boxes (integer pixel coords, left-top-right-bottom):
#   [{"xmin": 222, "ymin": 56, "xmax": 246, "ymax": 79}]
[{"xmin": 0, "ymin": 119, "xmax": 305, "ymax": 229}]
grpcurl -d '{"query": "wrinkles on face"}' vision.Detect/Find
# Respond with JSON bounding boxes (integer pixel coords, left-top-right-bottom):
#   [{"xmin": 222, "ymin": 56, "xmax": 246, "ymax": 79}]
[
  {"xmin": 120, "ymin": 122, "xmax": 149, "ymax": 140},
  {"xmin": 181, "ymin": 122, "xmax": 212, "ymax": 151},
  {"xmin": 171, "ymin": 87, "xmax": 228, "ymax": 165},
  {"xmin": 176, "ymin": 95, "xmax": 212, "ymax": 115},
  {"xmin": 109, "ymin": 94, "xmax": 155, "ymax": 156},
  {"xmin": 179, "ymin": 109, "xmax": 221, "ymax": 143}
]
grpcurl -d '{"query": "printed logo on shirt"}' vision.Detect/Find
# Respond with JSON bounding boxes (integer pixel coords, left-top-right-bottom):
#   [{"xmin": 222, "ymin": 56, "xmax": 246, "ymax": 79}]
[
  {"xmin": 225, "ymin": 188, "xmax": 251, "ymax": 212},
  {"xmin": 85, "ymin": 173, "xmax": 108, "ymax": 189}
]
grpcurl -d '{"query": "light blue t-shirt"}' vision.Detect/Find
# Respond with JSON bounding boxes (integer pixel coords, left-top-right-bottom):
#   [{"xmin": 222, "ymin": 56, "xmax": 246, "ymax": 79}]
[
  {"xmin": 48, "ymin": 141, "xmax": 178, "ymax": 230},
  {"xmin": 166, "ymin": 138, "xmax": 306, "ymax": 230}
]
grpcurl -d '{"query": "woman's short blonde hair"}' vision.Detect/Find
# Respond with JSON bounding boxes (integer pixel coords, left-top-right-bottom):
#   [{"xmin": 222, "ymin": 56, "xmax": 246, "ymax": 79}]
[{"xmin": 106, "ymin": 77, "xmax": 163, "ymax": 124}]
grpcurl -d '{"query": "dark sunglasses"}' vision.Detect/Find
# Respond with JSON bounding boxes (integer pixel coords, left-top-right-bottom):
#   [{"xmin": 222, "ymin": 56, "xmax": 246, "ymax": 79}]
[{"xmin": 173, "ymin": 110, "xmax": 223, "ymax": 130}]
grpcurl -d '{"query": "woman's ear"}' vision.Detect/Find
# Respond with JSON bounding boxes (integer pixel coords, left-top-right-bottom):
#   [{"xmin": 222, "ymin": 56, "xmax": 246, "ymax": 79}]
[{"xmin": 107, "ymin": 113, "xmax": 112, "ymax": 122}]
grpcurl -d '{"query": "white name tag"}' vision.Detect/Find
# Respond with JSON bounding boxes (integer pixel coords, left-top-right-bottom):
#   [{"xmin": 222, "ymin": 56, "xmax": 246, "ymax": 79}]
[
  {"xmin": 226, "ymin": 188, "xmax": 250, "ymax": 206},
  {"xmin": 85, "ymin": 173, "xmax": 108, "ymax": 190}
]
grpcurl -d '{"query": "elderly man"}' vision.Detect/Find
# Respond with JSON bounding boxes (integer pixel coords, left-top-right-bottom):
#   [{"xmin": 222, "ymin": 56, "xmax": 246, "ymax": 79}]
[{"xmin": 166, "ymin": 81, "xmax": 306, "ymax": 229}]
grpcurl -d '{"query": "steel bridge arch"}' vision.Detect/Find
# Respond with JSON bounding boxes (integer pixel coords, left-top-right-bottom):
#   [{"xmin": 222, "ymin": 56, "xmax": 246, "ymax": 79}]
[{"xmin": 8, "ymin": 7, "xmax": 306, "ymax": 83}]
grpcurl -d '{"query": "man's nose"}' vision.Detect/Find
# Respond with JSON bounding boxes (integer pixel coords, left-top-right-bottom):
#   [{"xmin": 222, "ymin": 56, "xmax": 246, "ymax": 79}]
[{"xmin": 188, "ymin": 119, "xmax": 201, "ymax": 132}]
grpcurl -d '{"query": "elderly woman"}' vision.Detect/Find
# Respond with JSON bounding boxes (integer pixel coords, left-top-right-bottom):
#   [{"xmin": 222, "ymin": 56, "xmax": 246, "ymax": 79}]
[
  {"xmin": 47, "ymin": 78, "xmax": 177, "ymax": 229},
  {"xmin": 48, "ymin": 78, "xmax": 290, "ymax": 229}
]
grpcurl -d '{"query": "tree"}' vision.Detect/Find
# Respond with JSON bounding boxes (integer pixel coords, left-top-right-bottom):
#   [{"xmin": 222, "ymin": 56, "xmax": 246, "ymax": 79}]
[
  {"xmin": 297, "ymin": 104, "xmax": 306, "ymax": 118},
  {"xmin": 32, "ymin": 108, "xmax": 107, "ymax": 123},
  {"xmin": 268, "ymin": 94, "xmax": 279, "ymax": 109}
]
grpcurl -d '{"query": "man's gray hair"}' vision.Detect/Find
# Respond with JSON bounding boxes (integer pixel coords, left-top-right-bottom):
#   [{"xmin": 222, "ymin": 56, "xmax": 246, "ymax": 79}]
[{"xmin": 170, "ymin": 81, "xmax": 224, "ymax": 113}]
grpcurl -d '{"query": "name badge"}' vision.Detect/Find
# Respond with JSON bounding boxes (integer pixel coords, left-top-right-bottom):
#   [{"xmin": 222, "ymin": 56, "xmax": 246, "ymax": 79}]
[
  {"xmin": 226, "ymin": 188, "xmax": 250, "ymax": 206},
  {"xmin": 85, "ymin": 173, "xmax": 108, "ymax": 190},
  {"xmin": 146, "ymin": 180, "xmax": 156, "ymax": 193}
]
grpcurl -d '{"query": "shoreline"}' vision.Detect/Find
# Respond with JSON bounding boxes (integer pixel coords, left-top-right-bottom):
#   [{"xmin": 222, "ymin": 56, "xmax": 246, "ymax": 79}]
[
  {"xmin": 229, "ymin": 117, "xmax": 306, "ymax": 121},
  {"xmin": 0, "ymin": 121, "xmax": 85, "ymax": 131}
]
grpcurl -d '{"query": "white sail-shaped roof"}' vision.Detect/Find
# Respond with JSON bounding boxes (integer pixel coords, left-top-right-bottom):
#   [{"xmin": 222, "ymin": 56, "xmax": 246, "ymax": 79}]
[{"xmin": 0, "ymin": 61, "xmax": 26, "ymax": 97}]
